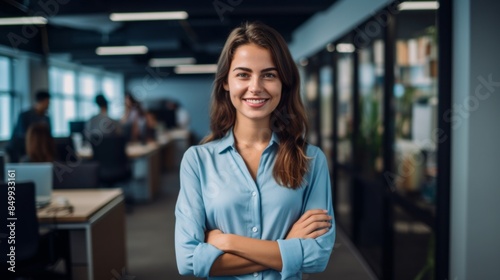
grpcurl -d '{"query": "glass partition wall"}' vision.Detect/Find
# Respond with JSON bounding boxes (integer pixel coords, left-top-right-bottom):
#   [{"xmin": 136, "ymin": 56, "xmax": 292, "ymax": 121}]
[
  {"xmin": 333, "ymin": 34, "xmax": 355, "ymax": 238},
  {"xmin": 392, "ymin": 7, "xmax": 439, "ymax": 280},
  {"xmin": 302, "ymin": 2, "xmax": 449, "ymax": 279},
  {"xmin": 354, "ymin": 27, "xmax": 386, "ymax": 277}
]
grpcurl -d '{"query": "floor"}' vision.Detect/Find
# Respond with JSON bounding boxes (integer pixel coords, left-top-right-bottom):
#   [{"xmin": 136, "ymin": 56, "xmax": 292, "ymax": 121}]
[{"xmin": 124, "ymin": 170, "xmax": 378, "ymax": 280}]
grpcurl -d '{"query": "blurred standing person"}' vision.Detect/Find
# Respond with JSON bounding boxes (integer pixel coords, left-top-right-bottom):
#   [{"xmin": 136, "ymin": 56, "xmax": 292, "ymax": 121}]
[
  {"xmin": 121, "ymin": 92, "xmax": 144, "ymax": 142},
  {"xmin": 162, "ymin": 99, "xmax": 178, "ymax": 129},
  {"xmin": 7, "ymin": 90, "xmax": 51, "ymax": 162},
  {"xmin": 85, "ymin": 94, "xmax": 122, "ymax": 139},
  {"xmin": 143, "ymin": 110, "xmax": 158, "ymax": 143}
]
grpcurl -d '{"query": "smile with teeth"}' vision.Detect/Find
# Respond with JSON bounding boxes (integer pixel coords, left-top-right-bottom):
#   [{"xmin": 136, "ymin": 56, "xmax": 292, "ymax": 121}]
[{"xmin": 244, "ymin": 98, "xmax": 269, "ymax": 104}]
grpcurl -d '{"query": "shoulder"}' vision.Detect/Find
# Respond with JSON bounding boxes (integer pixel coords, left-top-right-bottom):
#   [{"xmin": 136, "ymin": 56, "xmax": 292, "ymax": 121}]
[
  {"xmin": 180, "ymin": 141, "xmax": 222, "ymax": 175},
  {"xmin": 305, "ymin": 143, "xmax": 326, "ymax": 160},
  {"xmin": 183, "ymin": 139, "xmax": 223, "ymax": 160},
  {"xmin": 19, "ymin": 110, "xmax": 32, "ymax": 118},
  {"xmin": 304, "ymin": 143, "xmax": 328, "ymax": 171},
  {"xmin": 182, "ymin": 140, "xmax": 219, "ymax": 161}
]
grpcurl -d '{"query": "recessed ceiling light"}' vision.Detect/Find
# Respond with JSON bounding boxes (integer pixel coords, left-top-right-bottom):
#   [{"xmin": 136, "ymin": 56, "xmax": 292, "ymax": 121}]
[
  {"xmin": 110, "ymin": 11, "xmax": 188, "ymax": 21},
  {"xmin": 96, "ymin": 46, "xmax": 148, "ymax": 55},
  {"xmin": 149, "ymin": 57, "xmax": 196, "ymax": 67},
  {"xmin": 336, "ymin": 43, "xmax": 355, "ymax": 53},
  {"xmin": 398, "ymin": 1, "xmax": 439, "ymax": 10},
  {"xmin": 0, "ymin": 17, "xmax": 47, "ymax": 26},
  {"xmin": 174, "ymin": 64, "xmax": 218, "ymax": 74}
]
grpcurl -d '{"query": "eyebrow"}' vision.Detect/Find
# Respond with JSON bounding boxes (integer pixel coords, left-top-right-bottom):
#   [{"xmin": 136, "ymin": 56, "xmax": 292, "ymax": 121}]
[{"xmin": 232, "ymin": 67, "xmax": 278, "ymax": 73}]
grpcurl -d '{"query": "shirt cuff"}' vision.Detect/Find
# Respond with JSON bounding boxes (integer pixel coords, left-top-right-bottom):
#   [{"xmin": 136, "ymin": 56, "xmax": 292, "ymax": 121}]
[
  {"xmin": 277, "ymin": 238, "xmax": 303, "ymax": 279},
  {"xmin": 192, "ymin": 243, "xmax": 224, "ymax": 277}
]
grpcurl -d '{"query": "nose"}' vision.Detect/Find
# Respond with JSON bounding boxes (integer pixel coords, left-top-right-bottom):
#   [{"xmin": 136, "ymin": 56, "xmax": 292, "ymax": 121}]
[{"xmin": 249, "ymin": 76, "xmax": 263, "ymax": 93}]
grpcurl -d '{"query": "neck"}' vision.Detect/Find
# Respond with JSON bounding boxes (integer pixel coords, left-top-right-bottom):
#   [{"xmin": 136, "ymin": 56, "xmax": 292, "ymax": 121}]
[
  {"xmin": 233, "ymin": 117, "xmax": 272, "ymax": 147},
  {"xmin": 100, "ymin": 108, "xmax": 108, "ymax": 114},
  {"xmin": 34, "ymin": 105, "xmax": 44, "ymax": 115}
]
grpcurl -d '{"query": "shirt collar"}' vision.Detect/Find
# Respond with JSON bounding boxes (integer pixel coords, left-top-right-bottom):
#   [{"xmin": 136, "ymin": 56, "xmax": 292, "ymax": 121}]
[{"xmin": 217, "ymin": 128, "xmax": 280, "ymax": 154}]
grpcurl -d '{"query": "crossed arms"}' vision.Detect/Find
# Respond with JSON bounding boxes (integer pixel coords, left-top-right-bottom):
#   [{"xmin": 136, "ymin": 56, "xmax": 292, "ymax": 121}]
[{"xmin": 206, "ymin": 209, "xmax": 332, "ymax": 276}]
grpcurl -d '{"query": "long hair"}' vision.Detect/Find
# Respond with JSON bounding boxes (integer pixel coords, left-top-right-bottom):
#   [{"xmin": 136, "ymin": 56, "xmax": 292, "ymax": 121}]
[
  {"xmin": 25, "ymin": 122, "xmax": 56, "ymax": 162},
  {"xmin": 202, "ymin": 22, "xmax": 309, "ymax": 189}
]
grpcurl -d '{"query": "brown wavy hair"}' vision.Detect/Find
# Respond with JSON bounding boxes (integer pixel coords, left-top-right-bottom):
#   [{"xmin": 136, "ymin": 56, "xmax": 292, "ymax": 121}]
[
  {"xmin": 25, "ymin": 122, "xmax": 56, "ymax": 162},
  {"xmin": 201, "ymin": 22, "xmax": 309, "ymax": 189}
]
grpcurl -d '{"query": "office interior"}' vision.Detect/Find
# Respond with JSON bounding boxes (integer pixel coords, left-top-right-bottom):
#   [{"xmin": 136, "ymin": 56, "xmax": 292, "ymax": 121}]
[{"xmin": 0, "ymin": 0, "xmax": 499, "ymax": 279}]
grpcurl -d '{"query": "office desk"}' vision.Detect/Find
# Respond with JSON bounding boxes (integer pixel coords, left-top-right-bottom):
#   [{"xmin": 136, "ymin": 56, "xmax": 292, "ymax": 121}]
[
  {"xmin": 38, "ymin": 189, "xmax": 126, "ymax": 280},
  {"xmin": 77, "ymin": 142, "xmax": 160, "ymax": 159},
  {"xmin": 77, "ymin": 142, "xmax": 161, "ymax": 201},
  {"xmin": 76, "ymin": 129, "xmax": 190, "ymax": 202}
]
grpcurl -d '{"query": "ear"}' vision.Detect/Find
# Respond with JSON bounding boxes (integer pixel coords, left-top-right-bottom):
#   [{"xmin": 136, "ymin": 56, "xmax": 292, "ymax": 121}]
[{"xmin": 223, "ymin": 81, "xmax": 229, "ymax": 91}]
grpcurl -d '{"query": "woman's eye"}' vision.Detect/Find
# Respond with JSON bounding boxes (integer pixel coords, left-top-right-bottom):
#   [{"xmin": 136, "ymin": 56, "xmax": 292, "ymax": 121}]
[
  {"xmin": 263, "ymin": 73, "xmax": 277, "ymax": 78},
  {"xmin": 236, "ymin": 73, "xmax": 249, "ymax": 78}
]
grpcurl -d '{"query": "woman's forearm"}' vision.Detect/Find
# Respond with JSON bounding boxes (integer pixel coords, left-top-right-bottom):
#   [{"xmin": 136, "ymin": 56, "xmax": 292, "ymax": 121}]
[
  {"xmin": 221, "ymin": 234, "xmax": 283, "ymax": 271},
  {"xmin": 209, "ymin": 253, "xmax": 269, "ymax": 276}
]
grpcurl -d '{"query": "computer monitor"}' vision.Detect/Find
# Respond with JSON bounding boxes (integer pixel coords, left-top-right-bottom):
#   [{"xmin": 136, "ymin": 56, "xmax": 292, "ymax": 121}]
[
  {"xmin": 4, "ymin": 163, "xmax": 53, "ymax": 207},
  {"xmin": 69, "ymin": 121, "xmax": 86, "ymax": 135}
]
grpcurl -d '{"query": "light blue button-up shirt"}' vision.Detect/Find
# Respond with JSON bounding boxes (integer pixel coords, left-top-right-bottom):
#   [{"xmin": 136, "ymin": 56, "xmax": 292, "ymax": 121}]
[{"xmin": 175, "ymin": 129, "xmax": 335, "ymax": 279}]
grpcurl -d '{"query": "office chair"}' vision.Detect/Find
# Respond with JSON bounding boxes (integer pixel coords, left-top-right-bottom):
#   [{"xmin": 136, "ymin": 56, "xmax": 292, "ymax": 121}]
[
  {"xmin": 90, "ymin": 135, "xmax": 131, "ymax": 188},
  {"xmin": 54, "ymin": 137, "xmax": 77, "ymax": 163},
  {"xmin": 53, "ymin": 161, "xmax": 100, "ymax": 189},
  {"xmin": 5, "ymin": 136, "xmax": 26, "ymax": 163},
  {"xmin": 0, "ymin": 182, "xmax": 69, "ymax": 279},
  {"xmin": 0, "ymin": 152, "xmax": 5, "ymax": 182}
]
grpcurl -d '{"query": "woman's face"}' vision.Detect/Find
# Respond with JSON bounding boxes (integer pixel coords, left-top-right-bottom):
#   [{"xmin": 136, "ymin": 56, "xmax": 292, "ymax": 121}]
[{"xmin": 224, "ymin": 43, "xmax": 282, "ymax": 124}]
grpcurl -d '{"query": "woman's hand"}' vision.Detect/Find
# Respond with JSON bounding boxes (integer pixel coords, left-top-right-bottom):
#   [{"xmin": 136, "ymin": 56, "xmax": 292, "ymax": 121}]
[
  {"xmin": 286, "ymin": 209, "xmax": 332, "ymax": 239},
  {"xmin": 206, "ymin": 229, "xmax": 229, "ymax": 251}
]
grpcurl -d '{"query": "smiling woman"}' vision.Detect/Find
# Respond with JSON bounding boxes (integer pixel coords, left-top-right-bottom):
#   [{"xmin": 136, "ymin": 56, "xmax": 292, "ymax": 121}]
[{"xmin": 174, "ymin": 22, "xmax": 335, "ymax": 280}]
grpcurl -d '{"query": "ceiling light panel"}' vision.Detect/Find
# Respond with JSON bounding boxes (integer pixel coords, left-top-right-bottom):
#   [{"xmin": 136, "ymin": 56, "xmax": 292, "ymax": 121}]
[
  {"xmin": 0, "ymin": 17, "xmax": 47, "ymax": 25},
  {"xmin": 96, "ymin": 46, "xmax": 149, "ymax": 55},
  {"xmin": 174, "ymin": 64, "xmax": 218, "ymax": 74},
  {"xmin": 110, "ymin": 11, "xmax": 188, "ymax": 21},
  {"xmin": 398, "ymin": 1, "xmax": 439, "ymax": 10},
  {"xmin": 149, "ymin": 57, "xmax": 196, "ymax": 67}
]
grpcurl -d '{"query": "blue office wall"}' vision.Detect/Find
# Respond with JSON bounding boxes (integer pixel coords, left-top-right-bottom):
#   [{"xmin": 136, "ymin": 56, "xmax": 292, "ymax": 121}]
[{"xmin": 126, "ymin": 76, "xmax": 214, "ymax": 141}]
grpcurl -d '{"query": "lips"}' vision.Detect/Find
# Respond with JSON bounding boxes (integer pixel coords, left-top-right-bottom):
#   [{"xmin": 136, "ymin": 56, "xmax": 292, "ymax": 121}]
[{"xmin": 243, "ymin": 98, "xmax": 270, "ymax": 108}]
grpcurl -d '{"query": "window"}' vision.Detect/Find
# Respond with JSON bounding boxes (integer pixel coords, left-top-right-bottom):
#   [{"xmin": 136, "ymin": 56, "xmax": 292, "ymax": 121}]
[
  {"xmin": 0, "ymin": 56, "xmax": 12, "ymax": 140},
  {"xmin": 102, "ymin": 75, "xmax": 124, "ymax": 120},
  {"xmin": 49, "ymin": 67, "xmax": 76, "ymax": 136},
  {"xmin": 78, "ymin": 73, "xmax": 99, "ymax": 120},
  {"xmin": 49, "ymin": 66, "xmax": 124, "ymax": 137}
]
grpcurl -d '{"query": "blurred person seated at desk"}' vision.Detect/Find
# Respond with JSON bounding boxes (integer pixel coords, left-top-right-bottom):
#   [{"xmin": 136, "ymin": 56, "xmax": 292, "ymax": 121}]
[
  {"xmin": 7, "ymin": 90, "xmax": 51, "ymax": 162},
  {"xmin": 121, "ymin": 92, "xmax": 145, "ymax": 142},
  {"xmin": 20, "ymin": 122, "xmax": 56, "ymax": 163},
  {"xmin": 85, "ymin": 94, "xmax": 122, "ymax": 140}
]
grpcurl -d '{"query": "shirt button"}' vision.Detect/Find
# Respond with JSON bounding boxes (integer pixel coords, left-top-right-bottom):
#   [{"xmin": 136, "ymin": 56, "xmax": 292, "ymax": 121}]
[
  {"xmin": 252, "ymin": 191, "xmax": 257, "ymax": 197},
  {"xmin": 253, "ymin": 272, "xmax": 258, "ymax": 277},
  {"xmin": 252, "ymin": 227, "xmax": 258, "ymax": 233}
]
